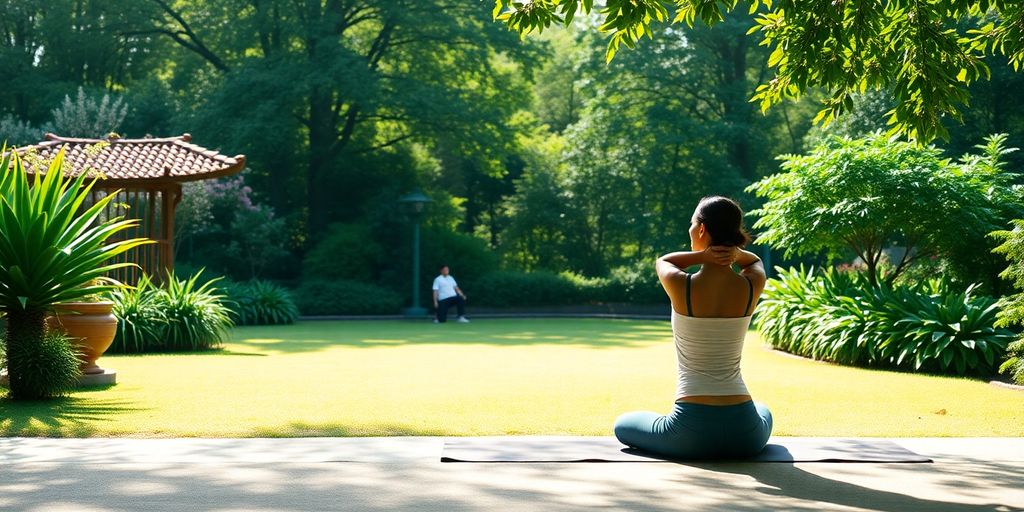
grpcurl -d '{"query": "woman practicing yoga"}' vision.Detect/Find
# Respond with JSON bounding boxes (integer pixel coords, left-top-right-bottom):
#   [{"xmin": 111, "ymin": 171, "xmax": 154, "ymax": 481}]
[{"xmin": 614, "ymin": 196, "xmax": 773, "ymax": 460}]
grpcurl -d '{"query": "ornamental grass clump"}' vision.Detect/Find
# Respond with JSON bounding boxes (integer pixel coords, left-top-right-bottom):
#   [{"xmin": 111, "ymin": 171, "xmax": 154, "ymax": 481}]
[
  {"xmin": 107, "ymin": 275, "xmax": 165, "ymax": 354},
  {"xmin": 0, "ymin": 148, "xmax": 149, "ymax": 399},
  {"xmin": 2, "ymin": 330, "xmax": 82, "ymax": 398},
  {"xmin": 221, "ymin": 280, "xmax": 298, "ymax": 326},
  {"xmin": 106, "ymin": 271, "xmax": 233, "ymax": 353},
  {"xmin": 156, "ymin": 270, "xmax": 233, "ymax": 351}
]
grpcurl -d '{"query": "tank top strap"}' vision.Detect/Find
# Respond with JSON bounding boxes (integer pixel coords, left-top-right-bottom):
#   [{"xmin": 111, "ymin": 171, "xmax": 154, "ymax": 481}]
[
  {"xmin": 743, "ymin": 275, "xmax": 754, "ymax": 316},
  {"xmin": 685, "ymin": 274, "xmax": 693, "ymax": 316}
]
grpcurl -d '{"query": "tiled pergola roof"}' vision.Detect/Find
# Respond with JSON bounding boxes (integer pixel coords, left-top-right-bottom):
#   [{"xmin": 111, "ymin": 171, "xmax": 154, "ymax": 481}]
[{"xmin": 14, "ymin": 133, "xmax": 245, "ymax": 185}]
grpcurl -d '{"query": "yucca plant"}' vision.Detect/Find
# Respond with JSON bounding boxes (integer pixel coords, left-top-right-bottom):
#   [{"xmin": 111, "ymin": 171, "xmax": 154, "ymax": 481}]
[{"xmin": 0, "ymin": 149, "xmax": 150, "ymax": 399}]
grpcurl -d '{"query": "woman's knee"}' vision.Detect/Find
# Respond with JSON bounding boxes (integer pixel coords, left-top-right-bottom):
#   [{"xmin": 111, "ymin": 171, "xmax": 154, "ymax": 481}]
[
  {"xmin": 754, "ymin": 401, "xmax": 774, "ymax": 440},
  {"xmin": 613, "ymin": 411, "xmax": 659, "ymax": 445}
]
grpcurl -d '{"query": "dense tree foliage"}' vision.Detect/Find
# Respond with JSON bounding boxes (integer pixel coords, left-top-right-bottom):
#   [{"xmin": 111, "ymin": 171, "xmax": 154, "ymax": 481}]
[
  {"xmin": 750, "ymin": 134, "xmax": 1023, "ymax": 290},
  {"xmin": 0, "ymin": 2, "xmax": 1022, "ymax": 307},
  {"xmin": 493, "ymin": 0, "xmax": 1024, "ymax": 143}
]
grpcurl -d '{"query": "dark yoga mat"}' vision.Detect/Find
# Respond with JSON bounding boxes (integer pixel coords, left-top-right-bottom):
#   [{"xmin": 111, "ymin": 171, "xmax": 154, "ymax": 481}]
[{"xmin": 440, "ymin": 437, "xmax": 932, "ymax": 463}]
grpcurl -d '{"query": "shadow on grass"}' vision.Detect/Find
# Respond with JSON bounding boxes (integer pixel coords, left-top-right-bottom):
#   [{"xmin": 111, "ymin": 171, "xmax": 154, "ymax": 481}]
[
  {"xmin": 249, "ymin": 421, "xmax": 449, "ymax": 437},
  {"xmin": 102, "ymin": 347, "xmax": 269, "ymax": 358},
  {"xmin": 761, "ymin": 345, "xmax": 1011, "ymax": 384},
  {"xmin": 228, "ymin": 318, "xmax": 675, "ymax": 354},
  {"xmin": 0, "ymin": 394, "xmax": 146, "ymax": 436}
]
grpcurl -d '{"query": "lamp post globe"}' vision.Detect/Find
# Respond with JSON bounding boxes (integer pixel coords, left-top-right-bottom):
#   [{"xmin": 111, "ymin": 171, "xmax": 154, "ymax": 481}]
[{"xmin": 398, "ymin": 189, "xmax": 432, "ymax": 317}]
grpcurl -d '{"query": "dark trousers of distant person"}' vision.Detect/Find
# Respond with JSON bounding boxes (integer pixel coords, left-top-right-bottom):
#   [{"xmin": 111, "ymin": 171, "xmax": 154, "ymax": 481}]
[{"xmin": 436, "ymin": 295, "xmax": 466, "ymax": 323}]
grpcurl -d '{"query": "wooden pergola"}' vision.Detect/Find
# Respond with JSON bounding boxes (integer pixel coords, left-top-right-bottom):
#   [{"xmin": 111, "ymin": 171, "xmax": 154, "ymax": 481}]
[{"xmin": 16, "ymin": 133, "xmax": 246, "ymax": 284}]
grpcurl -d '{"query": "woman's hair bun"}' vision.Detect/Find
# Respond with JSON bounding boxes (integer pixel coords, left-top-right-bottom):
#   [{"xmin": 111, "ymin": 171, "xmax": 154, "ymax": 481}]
[{"xmin": 695, "ymin": 196, "xmax": 751, "ymax": 247}]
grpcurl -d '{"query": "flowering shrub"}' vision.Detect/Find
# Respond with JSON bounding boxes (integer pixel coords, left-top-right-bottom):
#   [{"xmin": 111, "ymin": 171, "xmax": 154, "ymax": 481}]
[{"xmin": 176, "ymin": 175, "xmax": 289, "ymax": 279}]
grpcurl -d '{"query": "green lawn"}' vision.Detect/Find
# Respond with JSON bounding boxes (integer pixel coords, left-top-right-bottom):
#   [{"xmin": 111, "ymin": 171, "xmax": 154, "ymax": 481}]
[{"xmin": 1, "ymin": 318, "xmax": 1021, "ymax": 437}]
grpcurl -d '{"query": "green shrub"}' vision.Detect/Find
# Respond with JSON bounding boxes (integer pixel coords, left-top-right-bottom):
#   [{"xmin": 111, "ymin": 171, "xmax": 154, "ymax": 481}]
[
  {"xmin": 992, "ymin": 219, "xmax": 1024, "ymax": 384},
  {"xmin": 2, "ymin": 330, "xmax": 82, "ymax": 399},
  {"xmin": 604, "ymin": 260, "xmax": 669, "ymax": 304},
  {"xmin": 419, "ymin": 229, "xmax": 499, "ymax": 290},
  {"xmin": 221, "ymin": 280, "xmax": 299, "ymax": 325},
  {"xmin": 107, "ymin": 276, "xmax": 165, "ymax": 354},
  {"xmin": 303, "ymin": 223, "xmax": 384, "ymax": 281},
  {"xmin": 472, "ymin": 271, "xmax": 585, "ymax": 307},
  {"xmin": 755, "ymin": 266, "xmax": 1014, "ymax": 376},
  {"xmin": 1000, "ymin": 339, "xmax": 1024, "ymax": 384},
  {"xmin": 106, "ymin": 271, "xmax": 233, "ymax": 353},
  {"xmin": 176, "ymin": 176, "xmax": 290, "ymax": 280},
  {"xmin": 458, "ymin": 265, "xmax": 669, "ymax": 307},
  {"xmin": 558, "ymin": 272, "xmax": 609, "ymax": 304},
  {"xmin": 294, "ymin": 280, "xmax": 402, "ymax": 315},
  {"xmin": 748, "ymin": 134, "xmax": 1013, "ymax": 289}
]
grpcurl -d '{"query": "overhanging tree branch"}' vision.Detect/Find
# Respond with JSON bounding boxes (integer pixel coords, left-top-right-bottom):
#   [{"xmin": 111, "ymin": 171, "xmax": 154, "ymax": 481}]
[{"xmin": 148, "ymin": 0, "xmax": 228, "ymax": 72}]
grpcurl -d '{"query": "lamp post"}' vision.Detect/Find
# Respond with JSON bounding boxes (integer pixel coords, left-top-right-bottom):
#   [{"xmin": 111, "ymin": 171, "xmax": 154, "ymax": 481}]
[{"xmin": 398, "ymin": 189, "xmax": 432, "ymax": 317}]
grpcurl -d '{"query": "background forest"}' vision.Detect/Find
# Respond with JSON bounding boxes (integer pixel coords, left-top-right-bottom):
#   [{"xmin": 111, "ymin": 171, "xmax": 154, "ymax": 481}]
[{"xmin": 3, "ymin": 0, "xmax": 1024, "ymax": 311}]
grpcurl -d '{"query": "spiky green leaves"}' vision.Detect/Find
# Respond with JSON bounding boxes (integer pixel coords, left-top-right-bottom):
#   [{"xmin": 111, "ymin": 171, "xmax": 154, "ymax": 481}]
[{"xmin": 0, "ymin": 149, "xmax": 152, "ymax": 311}]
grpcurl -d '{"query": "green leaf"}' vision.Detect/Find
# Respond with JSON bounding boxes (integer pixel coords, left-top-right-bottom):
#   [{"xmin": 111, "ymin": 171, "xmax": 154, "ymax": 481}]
[{"xmin": 942, "ymin": 348, "xmax": 954, "ymax": 368}]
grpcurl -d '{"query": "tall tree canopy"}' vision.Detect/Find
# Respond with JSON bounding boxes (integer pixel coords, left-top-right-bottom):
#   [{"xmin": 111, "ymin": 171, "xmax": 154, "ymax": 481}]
[
  {"xmin": 492, "ymin": 0, "xmax": 1024, "ymax": 143},
  {"xmin": 1, "ymin": 0, "xmax": 1021, "ymax": 289},
  {"xmin": 147, "ymin": 0, "xmax": 534, "ymax": 234}
]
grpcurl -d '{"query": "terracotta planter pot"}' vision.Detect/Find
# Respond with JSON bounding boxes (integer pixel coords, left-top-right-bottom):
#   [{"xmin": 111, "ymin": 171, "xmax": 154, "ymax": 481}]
[{"xmin": 46, "ymin": 302, "xmax": 117, "ymax": 375}]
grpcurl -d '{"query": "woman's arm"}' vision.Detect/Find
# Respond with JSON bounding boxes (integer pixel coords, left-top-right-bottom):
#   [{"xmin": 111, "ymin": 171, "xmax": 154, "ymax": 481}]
[
  {"xmin": 656, "ymin": 248, "xmax": 734, "ymax": 304},
  {"xmin": 735, "ymin": 249, "xmax": 767, "ymax": 290},
  {"xmin": 657, "ymin": 251, "xmax": 706, "ymax": 277},
  {"xmin": 657, "ymin": 253, "xmax": 699, "ymax": 310}
]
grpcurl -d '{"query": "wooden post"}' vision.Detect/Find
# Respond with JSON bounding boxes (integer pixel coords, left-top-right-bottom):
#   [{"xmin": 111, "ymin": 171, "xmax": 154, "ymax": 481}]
[
  {"xmin": 160, "ymin": 183, "xmax": 182, "ymax": 279},
  {"xmin": 147, "ymin": 189, "xmax": 156, "ymax": 279}
]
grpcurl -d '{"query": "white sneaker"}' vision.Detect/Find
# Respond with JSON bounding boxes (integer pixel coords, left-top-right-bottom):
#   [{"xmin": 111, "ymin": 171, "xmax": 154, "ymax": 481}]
[
  {"xmin": 457, "ymin": 316, "xmax": 470, "ymax": 323},
  {"xmin": 433, "ymin": 319, "xmax": 440, "ymax": 324}
]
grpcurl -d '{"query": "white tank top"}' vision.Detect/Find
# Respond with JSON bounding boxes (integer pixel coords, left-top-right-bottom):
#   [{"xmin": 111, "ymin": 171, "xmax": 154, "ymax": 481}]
[{"xmin": 672, "ymin": 312, "xmax": 751, "ymax": 398}]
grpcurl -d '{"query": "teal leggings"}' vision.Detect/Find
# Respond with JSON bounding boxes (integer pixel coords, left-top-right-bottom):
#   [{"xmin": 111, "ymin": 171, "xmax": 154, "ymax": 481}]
[{"xmin": 614, "ymin": 401, "xmax": 773, "ymax": 460}]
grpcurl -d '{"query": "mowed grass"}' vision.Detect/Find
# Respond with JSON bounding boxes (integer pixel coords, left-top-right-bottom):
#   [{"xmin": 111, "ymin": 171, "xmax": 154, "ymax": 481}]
[{"xmin": 1, "ymin": 318, "xmax": 1021, "ymax": 437}]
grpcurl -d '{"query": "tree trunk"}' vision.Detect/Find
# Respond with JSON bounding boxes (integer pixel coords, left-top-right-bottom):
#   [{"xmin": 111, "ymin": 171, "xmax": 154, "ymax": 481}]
[
  {"xmin": 307, "ymin": 87, "xmax": 336, "ymax": 236},
  {"xmin": 716, "ymin": 28, "xmax": 756, "ymax": 181}
]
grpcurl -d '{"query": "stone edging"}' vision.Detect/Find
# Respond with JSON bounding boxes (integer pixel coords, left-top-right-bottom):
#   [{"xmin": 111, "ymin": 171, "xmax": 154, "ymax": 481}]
[
  {"xmin": 298, "ymin": 313, "xmax": 668, "ymax": 321},
  {"xmin": 990, "ymin": 380, "xmax": 1024, "ymax": 392}
]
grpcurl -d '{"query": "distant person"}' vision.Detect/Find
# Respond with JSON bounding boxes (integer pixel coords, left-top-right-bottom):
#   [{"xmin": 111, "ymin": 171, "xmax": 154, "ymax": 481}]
[
  {"xmin": 614, "ymin": 196, "xmax": 772, "ymax": 460},
  {"xmin": 433, "ymin": 265, "xmax": 469, "ymax": 324}
]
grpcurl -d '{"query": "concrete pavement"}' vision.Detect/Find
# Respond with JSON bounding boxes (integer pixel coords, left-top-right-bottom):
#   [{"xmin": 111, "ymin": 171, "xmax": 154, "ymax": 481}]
[{"xmin": 1, "ymin": 437, "xmax": 1021, "ymax": 511}]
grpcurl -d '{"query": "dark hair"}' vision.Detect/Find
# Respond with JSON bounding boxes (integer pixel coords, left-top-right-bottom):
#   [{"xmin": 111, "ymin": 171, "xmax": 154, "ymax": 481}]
[
  {"xmin": 439, "ymin": 264, "xmax": 448, "ymax": 271},
  {"xmin": 694, "ymin": 196, "xmax": 751, "ymax": 247}
]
